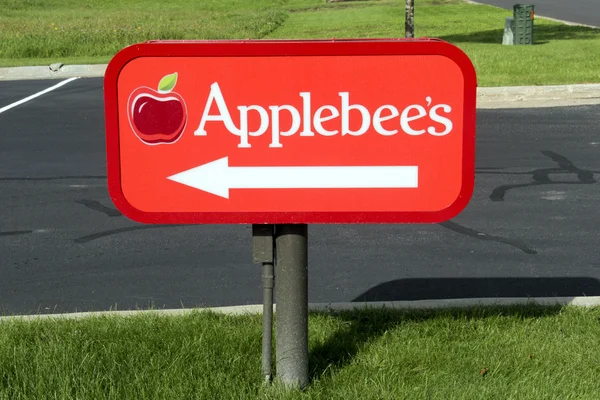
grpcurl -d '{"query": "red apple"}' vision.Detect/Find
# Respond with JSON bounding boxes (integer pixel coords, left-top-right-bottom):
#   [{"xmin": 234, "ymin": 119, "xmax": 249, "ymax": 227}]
[{"xmin": 127, "ymin": 72, "xmax": 187, "ymax": 145}]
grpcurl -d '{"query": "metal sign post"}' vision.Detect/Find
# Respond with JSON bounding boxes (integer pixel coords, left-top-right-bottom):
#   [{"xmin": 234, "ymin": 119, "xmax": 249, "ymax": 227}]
[
  {"xmin": 253, "ymin": 224, "xmax": 309, "ymax": 388},
  {"xmin": 405, "ymin": 0, "xmax": 415, "ymax": 38},
  {"xmin": 252, "ymin": 224, "xmax": 275, "ymax": 383},
  {"xmin": 275, "ymin": 224, "xmax": 309, "ymax": 389}
]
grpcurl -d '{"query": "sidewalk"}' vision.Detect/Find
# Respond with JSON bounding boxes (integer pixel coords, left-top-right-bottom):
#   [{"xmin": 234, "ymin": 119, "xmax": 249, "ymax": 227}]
[{"xmin": 2, "ymin": 64, "xmax": 600, "ymax": 109}]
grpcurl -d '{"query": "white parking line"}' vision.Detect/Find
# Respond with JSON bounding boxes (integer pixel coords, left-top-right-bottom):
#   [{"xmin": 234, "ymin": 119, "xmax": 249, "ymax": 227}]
[{"xmin": 0, "ymin": 77, "xmax": 79, "ymax": 114}]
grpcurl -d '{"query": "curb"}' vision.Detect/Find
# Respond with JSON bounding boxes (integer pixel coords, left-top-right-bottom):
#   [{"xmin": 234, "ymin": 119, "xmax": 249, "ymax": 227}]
[
  {"xmin": 0, "ymin": 64, "xmax": 107, "ymax": 81},
  {"xmin": 477, "ymin": 84, "xmax": 600, "ymax": 109},
  {"xmin": 2, "ymin": 63, "xmax": 600, "ymax": 109},
  {"xmin": 2, "ymin": 296, "xmax": 599, "ymax": 321}
]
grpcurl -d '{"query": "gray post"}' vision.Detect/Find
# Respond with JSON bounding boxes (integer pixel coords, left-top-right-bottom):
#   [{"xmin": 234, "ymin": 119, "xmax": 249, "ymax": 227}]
[
  {"xmin": 405, "ymin": 0, "xmax": 414, "ymax": 38},
  {"xmin": 503, "ymin": 17, "xmax": 515, "ymax": 45},
  {"xmin": 252, "ymin": 225, "xmax": 275, "ymax": 383},
  {"xmin": 275, "ymin": 224, "xmax": 309, "ymax": 389},
  {"xmin": 262, "ymin": 260, "xmax": 274, "ymax": 382}
]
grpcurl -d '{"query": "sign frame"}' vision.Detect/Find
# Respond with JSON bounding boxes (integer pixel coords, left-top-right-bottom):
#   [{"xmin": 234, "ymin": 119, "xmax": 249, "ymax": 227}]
[{"xmin": 104, "ymin": 39, "xmax": 477, "ymax": 224}]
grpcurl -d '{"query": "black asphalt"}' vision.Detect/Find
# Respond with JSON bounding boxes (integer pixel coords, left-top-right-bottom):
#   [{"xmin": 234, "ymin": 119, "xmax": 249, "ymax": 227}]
[
  {"xmin": 1, "ymin": 77, "xmax": 599, "ymax": 315},
  {"xmin": 473, "ymin": 0, "xmax": 600, "ymax": 27}
]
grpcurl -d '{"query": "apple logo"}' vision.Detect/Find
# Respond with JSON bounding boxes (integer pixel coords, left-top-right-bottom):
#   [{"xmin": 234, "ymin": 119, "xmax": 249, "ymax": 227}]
[{"xmin": 127, "ymin": 72, "xmax": 187, "ymax": 145}]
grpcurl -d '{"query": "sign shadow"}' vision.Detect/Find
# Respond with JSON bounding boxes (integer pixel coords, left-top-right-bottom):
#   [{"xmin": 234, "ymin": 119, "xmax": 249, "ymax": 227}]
[
  {"xmin": 308, "ymin": 290, "xmax": 574, "ymax": 382},
  {"xmin": 351, "ymin": 277, "xmax": 600, "ymax": 301}
]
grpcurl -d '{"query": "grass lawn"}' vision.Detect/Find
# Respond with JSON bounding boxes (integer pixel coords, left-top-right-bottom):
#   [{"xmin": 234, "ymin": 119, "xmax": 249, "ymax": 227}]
[
  {"xmin": 1, "ymin": 305, "xmax": 599, "ymax": 399},
  {"xmin": 0, "ymin": 0, "xmax": 599, "ymax": 86}
]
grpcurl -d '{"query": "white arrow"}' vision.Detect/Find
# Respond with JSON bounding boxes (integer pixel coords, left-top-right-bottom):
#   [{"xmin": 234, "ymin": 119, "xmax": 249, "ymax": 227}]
[{"xmin": 167, "ymin": 157, "xmax": 418, "ymax": 199}]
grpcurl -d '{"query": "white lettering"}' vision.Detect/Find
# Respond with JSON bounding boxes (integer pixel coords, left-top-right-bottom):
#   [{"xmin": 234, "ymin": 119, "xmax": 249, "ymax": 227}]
[
  {"xmin": 339, "ymin": 92, "xmax": 370, "ymax": 136},
  {"xmin": 269, "ymin": 105, "xmax": 301, "ymax": 148},
  {"xmin": 195, "ymin": 82, "xmax": 240, "ymax": 138},
  {"xmin": 428, "ymin": 104, "xmax": 453, "ymax": 136},
  {"xmin": 373, "ymin": 105, "xmax": 399, "ymax": 136},
  {"xmin": 237, "ymin": 105, "xmax": 269, "ymax": 148},
  {"xmin": 313, "ymin": 105, "xmax": 339, "ymax": 136},
  {"xmin": 400, "ymin": 105, "xmax": 427, "ymax": 136},
  {"xmin": 195, "ymin": 83, "xmax": 456, "ymax": 148},
  {"xmin": 299, "ymin": 92, "xmax": 314, "ymax": 136}
]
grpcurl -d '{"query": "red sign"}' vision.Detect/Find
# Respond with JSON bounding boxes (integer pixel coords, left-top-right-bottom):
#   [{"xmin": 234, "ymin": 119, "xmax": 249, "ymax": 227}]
[{"xmin": 104, "ymin": 39, "xmax": 476, "ymax": 224}]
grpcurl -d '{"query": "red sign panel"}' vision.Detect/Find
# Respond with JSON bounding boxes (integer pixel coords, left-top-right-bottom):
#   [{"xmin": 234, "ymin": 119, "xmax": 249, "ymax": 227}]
[{"xmin": 104, "ymin": 39, "xmax": 476, "ymax": 224}]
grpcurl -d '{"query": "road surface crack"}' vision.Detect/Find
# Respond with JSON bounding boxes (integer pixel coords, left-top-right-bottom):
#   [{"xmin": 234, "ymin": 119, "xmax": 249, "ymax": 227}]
[
  {"xmin": 75, "ymin": 199, "xmax": 121, "ymax": 217},
  {"xmin": 483, "ymin": 150, "xmax": 597, "ymax": 201},
  {"xmin": 439, "ymin": 220, "xmax": 537, "ymax": 254},
  {"xmin": 74, "ymin": 225, "xmax": 184, "ymax": 244},
  {"xmin": 0, "ymin": 230, "xmax": 32, "ymax": 237}
]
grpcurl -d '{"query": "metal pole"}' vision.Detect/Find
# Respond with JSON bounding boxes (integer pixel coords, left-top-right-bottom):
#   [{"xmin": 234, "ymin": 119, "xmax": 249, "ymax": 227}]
[
  {"xmin": 252, "ymin": 224, "xmax": 275, "ymax": 384},
  {"xmin": 261, "ymin": 260, "xmax": 274, "ymax": 383},
  {"xmin": 405, "ymin": 0, "xmax": 415, "ymax": 38},
  {"xmin": 275, "ymin": 224, "xmax": 309, "ymax": 389}
]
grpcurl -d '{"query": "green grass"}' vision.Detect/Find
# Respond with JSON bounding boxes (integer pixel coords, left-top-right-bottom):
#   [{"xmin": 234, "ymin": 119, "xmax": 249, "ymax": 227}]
[
  {"xmin": 0, "ymin": 0, "xmax": 599, "ymax": 85},
  {"xmin": 265, "ymin": 1, "xmax": 600, "ymax": 86},
  {"xmin": 1, "ymin": 305, "xmax": 600, "ymax": 399}
]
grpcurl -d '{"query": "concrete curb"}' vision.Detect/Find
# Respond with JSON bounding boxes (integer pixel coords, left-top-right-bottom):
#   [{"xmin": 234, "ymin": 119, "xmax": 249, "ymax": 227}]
[
  {"xmin": 1, "ymin": 63, "xmax": 600, "ymax": 109},
  {"xmin": 2, "ymin": 296, "xmax": 599, "ymax": 321},
  {"xmin": 477, "ymin": 84, "xmax": 600, "ymax": 109},
  {"xmin": 534, "ymin": 15, "xmax": 600, "ymax": 30},
  {"xmin": 0, "ymin": 64, "xmax": 107, "ymax": 81}
]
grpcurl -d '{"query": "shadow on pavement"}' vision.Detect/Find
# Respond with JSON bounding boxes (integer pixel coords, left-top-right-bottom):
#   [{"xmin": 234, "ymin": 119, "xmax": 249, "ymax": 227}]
[
  {"xmin": 351, "ymin": 277, "xmax": 600, "ymax": 301},
  {"xmin": 440, "ymin": 24, "xmax": 600, "ymax": 45}
]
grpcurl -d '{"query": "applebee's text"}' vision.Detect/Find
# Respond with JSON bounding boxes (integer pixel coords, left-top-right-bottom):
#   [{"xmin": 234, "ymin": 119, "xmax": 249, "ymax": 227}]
[{"xmin": 195, "ymin": 82, "xmax": 454, "ymax": 148}]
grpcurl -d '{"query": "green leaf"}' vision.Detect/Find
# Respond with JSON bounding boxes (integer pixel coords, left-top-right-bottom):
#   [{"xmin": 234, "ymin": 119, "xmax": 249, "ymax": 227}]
[{"xmin": 158, "ymin": 72, "xmax": 178, "ymax": 92}]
